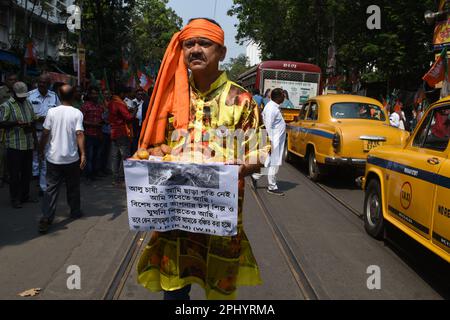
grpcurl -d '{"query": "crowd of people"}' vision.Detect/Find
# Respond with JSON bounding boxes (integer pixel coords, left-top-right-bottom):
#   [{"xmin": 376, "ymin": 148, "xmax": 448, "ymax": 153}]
[{"xmin": 0, "ymin": 72, "xmax": 152, "ymax": 233}]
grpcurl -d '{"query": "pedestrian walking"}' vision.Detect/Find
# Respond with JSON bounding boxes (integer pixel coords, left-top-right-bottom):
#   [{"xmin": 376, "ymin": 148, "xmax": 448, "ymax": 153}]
[
  {"xmin": 0, "ymin": 82, "xmax": 38, "ymax": 208},
  {"xmin": 135, "ymin": 17, "xmax": 269, "ymax": 300},
  {"xmin": 81, "ymin": 86, "xmax": 104, "ymax": 183},
  {"xmin": 28, "ymin": 74, "xmax": 60, "ymax": 196},
  {"xmin": 38, "ymin": 85, "xmax": 86, "ymax": 234},
  {"xmin": 251, "ymin": 88, "xmax": 286, "ymax": 196},
  {"xmin": 108, "ymin": 85, "xmax": 135, "ymax": 186},
  {"xmin": 0, "ymin": 72, "xmax": 18, "ymax": 188}
]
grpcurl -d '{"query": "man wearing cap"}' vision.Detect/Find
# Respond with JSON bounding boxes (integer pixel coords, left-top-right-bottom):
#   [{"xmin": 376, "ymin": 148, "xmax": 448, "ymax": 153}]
[
  {"xmin": 0, "ymin": 72, "xmax": 18, "ymax": 188},
  {"xmin": 0, "ymin": 82, "xmax": 38, "ymax": 208},
  {"xmin": 136, "ymin": 18, "xmax": 269, "ymax": 300},
  {"xmin": 28, "ymin": 73, "xmax": 60, "ymax": 196}
]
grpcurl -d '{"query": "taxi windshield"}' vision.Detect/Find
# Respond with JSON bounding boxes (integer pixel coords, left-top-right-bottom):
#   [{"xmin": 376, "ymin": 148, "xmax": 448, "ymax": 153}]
[{"xmin": 331, "ymin": 103, "xmax": 386, "ymax": 121}]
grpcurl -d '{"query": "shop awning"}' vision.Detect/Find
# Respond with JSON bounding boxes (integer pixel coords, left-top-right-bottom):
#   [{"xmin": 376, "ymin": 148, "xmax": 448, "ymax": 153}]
[{"xmin": 0, "ymin": 50, "xmax": 20, "ymax": 65}]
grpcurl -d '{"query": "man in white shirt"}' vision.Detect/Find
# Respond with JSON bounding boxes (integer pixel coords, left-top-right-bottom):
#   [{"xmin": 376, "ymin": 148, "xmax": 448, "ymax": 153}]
[
  {"xmin": 131, "ymin": 88, "xmax": 145, "ymax": 153},
  {"xmin": 28, "ymin": 74, "xmax": 60, "ymax": 195},
  {"xmin": 38, "ymin": 85, "xmax": 86, "ymax": 234},
  {"xmin": 251, "ymin": 88, "xmax": 286, "ymax": 196},
  {"xmin": 389, "ymin": 108, "xmax": 405, "ymax": 130},
  {"xmin": 132, "ymin": 88, "xmax": 145, "ymax": 127}
]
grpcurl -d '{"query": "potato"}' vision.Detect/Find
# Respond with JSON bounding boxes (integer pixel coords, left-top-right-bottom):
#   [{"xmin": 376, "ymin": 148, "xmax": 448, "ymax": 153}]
[
  {"xmin": 136, "ymin": 148, "xmax": 150, "ymax": 160},
  {"xmin": 160, "ymin": 144, "xmax": 172, "ymax": 155},
  {"xmin": 151, "ymin": 146, "xmax": 164, "ymax": 157}
]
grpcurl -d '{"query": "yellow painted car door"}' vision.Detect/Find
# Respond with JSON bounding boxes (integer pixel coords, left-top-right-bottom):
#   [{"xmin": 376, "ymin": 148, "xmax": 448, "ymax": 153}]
[
  {"xmin": 386, "ymin": 106, "xmax": 449, "ymax": 240},
  {"xmin": 432, "ymin": 153, "xmax": 450, "ymax": 255},
  {"xmin": 289, "ymin": 103, "xmax": 308, "ymax": 156},
  {"xmin": 302, "ymin": 101, "xmax": 319, "ymax": 153}
]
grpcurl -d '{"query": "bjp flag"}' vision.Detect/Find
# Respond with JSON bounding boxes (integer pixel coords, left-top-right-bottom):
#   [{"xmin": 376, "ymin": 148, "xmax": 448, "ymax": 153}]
[
  {"xmin": 423, "ymin": 48, "xmax": 448, "ymax": 87},
  {"xmin": 24, "ymin": 42, "xmax": 37, "ymax": 66},
  {"xmin": 137, "ymin": 70, "xmax": 153, "ymax": 91}
]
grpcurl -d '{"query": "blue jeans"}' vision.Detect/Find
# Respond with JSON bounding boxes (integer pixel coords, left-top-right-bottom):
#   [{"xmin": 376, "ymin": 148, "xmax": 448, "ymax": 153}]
[{"xmin": 163, "ymin": 285, "xmax": 191, "ymax": 300}]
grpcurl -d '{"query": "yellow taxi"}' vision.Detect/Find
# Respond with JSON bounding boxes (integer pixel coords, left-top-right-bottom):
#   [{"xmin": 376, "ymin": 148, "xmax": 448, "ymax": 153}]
[
  {"xmin": 363, "ymin": 97, "xmax": 450, "ymax": 263},
  {"xmin": 285, "ymin": 94, "xmax": 410, "ymax": 181}
]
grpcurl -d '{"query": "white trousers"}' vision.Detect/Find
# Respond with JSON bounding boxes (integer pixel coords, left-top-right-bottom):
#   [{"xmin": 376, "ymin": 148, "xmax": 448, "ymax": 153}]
[
  {"xmin": 252, "ymin": 165, "xmax": 280, "ymax": 191},
  {"xmin": 32, "ymin": 131, "xmax": 47, "ymax": 191}
]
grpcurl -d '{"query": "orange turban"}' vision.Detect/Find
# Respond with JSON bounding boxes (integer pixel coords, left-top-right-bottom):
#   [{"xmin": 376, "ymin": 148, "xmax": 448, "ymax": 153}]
[{"xmin": 139, "ymin": 19, "xmax": 225, "ymax": 149}]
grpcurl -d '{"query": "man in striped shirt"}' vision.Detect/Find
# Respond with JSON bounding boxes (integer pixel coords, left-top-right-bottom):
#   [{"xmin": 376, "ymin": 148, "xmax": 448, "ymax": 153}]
[{"xmin": 0, "ymin": 82, "xmax": 38, "ymax": 208}]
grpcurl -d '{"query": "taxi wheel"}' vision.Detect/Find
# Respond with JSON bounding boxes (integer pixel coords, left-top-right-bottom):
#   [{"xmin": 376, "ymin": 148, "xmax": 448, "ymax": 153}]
[
  {"xmin": 363, "ymin": 179, "xmax": 385, "ymax": 240},
  {"xmin": 284, "ymin": 144, "xmax": 293, "ymax": 163},
  {"xmin": 308, "ymin": 149, "xmax": 322, "ymax": 182}
]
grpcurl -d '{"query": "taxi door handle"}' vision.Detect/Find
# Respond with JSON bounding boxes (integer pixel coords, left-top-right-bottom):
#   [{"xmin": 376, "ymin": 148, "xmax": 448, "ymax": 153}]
[
  {"xmin": 311, "ymin": 123, "xmax": 316, "ymax": 127},
  {"xmin": 427, "ymin": 157, "xmax": 440, "ymax": 165}
]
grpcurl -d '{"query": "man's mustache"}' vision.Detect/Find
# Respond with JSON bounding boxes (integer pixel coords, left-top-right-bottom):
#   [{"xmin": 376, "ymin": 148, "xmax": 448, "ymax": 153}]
[{"xmin": 189, "ymin": 54, "xmax": 206, "ymax": 62}]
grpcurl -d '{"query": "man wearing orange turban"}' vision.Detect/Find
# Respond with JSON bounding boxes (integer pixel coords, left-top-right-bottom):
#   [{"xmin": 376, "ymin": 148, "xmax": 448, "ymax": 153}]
[{"xmin": 136, "ymin": 18, "xmax": 270, "ymax": 300}]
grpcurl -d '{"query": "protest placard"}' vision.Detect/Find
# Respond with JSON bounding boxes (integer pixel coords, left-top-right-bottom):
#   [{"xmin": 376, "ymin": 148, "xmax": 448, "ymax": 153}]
[{"xmin": 124, "ymin": 160, "xmax": 239, "ymax": 236}]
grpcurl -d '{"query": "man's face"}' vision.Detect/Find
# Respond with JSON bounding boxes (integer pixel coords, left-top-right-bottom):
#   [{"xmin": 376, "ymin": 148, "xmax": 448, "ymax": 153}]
[
  {"xmin": 136, "ymin": 91, "xmax": 144, "ymax": 101},
  {"xmin": 5, "ymin": 75, "xmax": 17, "ymax": 89},
  {"xmin": 38, "ymin": 77, "xmax": 50, "ymax": 94},
  {"xmin": 182, "ymin": 37, "xmax": 226, "ymax": 73},
  {"xmin": 90, "ymin": 90, "xmax": 99, "ymax": 102}
]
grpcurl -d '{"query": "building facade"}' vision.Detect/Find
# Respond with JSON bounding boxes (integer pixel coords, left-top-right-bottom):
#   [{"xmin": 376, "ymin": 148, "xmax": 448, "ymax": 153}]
[
  {"xmin": 246, "ymin": 41, "xmax": 262, "ymax": 67},
  {"xmin": 0, "ymin": 0, "xmax": 74, "ymax": 76}
]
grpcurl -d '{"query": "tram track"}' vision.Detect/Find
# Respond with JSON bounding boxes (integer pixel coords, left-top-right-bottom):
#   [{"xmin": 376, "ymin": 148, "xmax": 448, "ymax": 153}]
[
  {"xmin": 102, "ymin": 231, "xmax": 147, "ymax": 300},
  {"xmin": 248, "ymin": 181, "xmax": 323, "ymax": 300},
  {"xmin": 101, "ymin": 159, "xmax": 448, "ymax": 300},
  {"xmin": 284, "ymin": 160, "xmax": 450, "ymax": 299},
  {"xmin": 102, "ymin": 164, "xmax": 362, "ymax": 301}
]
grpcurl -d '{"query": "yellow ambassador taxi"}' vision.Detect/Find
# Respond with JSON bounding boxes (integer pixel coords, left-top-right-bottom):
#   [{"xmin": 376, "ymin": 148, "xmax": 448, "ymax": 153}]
[
  {"xmin": 363, "ymin": 97, "xmax": 450, "ymax": 263},
  {"xmin": 286, "ymin": 94, "xmax": 410, "ymax": 181}
]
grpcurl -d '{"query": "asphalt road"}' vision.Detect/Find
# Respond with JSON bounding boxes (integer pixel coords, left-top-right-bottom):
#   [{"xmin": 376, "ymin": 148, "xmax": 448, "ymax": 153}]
[{"xmin": 0, "ymin": 161, "xmax": 448, "ymax": 300}]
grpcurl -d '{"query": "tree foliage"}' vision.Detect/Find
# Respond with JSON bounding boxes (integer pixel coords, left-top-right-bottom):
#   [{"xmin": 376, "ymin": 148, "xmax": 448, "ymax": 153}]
[
  {"xmin": 79, "ymin": 0, "xmax": 181, "ymax": 81},
  {"xmin": 221, "ymin": 54, "xmax": 250, "ymax": 81},
  {"xmin": 229, "ymin": 0, "xmax": 436, "ymax": 90},
  {"xmin": 80, "ymin": 0, "xmax": 135, "ymax": 79},
  {"xmin": 130, "ymin": 0, "xmax": 182, "ymax": 69}
]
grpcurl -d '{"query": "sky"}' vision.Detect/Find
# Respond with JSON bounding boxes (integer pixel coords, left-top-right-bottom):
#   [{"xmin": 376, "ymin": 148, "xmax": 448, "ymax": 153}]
[{"xmin": 166, "ymin": 0, "xmax": 246, "ymax": 63}]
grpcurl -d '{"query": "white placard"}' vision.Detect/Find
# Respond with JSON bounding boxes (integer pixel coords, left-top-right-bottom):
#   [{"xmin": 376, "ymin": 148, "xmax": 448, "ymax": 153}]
[
  {"xmin": 124, "ymin": 160, "xmax": 239, "ymax": 236},
  {"xmin": 264, "ymin": 79, "xmax": 318, "ymax": 108}
]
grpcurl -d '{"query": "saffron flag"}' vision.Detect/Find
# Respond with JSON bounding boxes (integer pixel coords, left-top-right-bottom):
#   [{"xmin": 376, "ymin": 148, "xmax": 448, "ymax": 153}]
[
  {"xmin": 24, "ymin": 42, "xmax": 37, "ymax": 66},
  {"xmin": 137, "ymin": 70, "xmax": 153, "ymax": 91},
  {"xmin": 423, "ymin": 48, "xmax": 448, "ymax": 87}
]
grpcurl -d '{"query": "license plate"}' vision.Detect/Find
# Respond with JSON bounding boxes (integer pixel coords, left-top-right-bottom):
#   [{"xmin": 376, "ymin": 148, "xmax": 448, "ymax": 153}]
[{"xmin": 364, "ymin": 140, "xmax": 383, "ymax": 151}]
